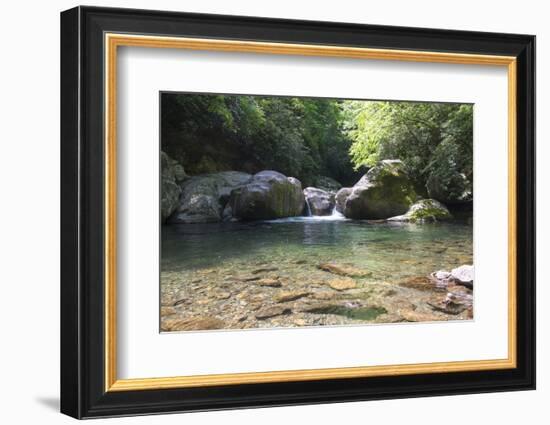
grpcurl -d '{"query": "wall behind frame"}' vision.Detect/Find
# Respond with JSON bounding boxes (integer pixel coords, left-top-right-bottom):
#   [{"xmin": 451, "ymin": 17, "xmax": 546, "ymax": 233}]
[{"xmin": 0, "ymin": 0, "xmax": 544, "ymax": 424}]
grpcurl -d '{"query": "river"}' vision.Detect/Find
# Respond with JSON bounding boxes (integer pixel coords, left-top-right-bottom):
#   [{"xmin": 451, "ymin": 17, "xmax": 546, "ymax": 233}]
[{"xmin": 160, "ymin": 215, "xmax": 473, "ymax": 331}]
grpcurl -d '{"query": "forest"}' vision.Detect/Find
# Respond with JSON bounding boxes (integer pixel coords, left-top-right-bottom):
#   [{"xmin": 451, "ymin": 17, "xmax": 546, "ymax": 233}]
[{"xmin": 161, "ymin": 93, "xmax": 473, "ymax": 198}]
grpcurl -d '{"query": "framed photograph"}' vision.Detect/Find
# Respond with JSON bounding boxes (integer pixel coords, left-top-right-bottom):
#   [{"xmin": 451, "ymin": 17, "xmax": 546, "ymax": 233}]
[{"xmin": 60, "ymin": 6, "xmax": 535, "ymax": 419}]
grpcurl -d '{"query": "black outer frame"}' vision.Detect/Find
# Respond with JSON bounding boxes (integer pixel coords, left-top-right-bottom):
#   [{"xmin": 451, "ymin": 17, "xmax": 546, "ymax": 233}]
[{"xmin": 60, "ymin": 5, "xmax": 536, "ymax": 419}]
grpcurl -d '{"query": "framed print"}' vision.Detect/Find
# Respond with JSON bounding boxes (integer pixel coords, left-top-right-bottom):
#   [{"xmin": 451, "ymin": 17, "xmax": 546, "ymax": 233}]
[{"xmin": 60, "ymin": 6, "xmax": 536, "ymax": 419}]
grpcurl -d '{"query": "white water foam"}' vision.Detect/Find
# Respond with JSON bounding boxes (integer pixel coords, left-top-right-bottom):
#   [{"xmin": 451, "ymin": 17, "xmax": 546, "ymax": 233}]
[{"xmin": 265, "ymin": 206, "xmax": 347, "ymax": 223}]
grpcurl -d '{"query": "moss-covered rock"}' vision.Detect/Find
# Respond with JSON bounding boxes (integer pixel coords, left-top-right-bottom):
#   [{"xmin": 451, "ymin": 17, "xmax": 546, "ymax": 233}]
[
  {"xmin": 228, "ymin": 171, "xmax": 305, "ymax": 220},
  {"xmin": 343, "ymin": 160, "xmax": 417, "ymax": 219},
  {"xmin": 388, "ymin": 199, "xmax": 452, "ymax": 223}
]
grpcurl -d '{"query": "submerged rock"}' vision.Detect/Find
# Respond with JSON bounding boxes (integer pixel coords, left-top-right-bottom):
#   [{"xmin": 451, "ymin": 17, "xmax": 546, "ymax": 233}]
[
  {"xmin": 428, "ymin": 297, "xmax": 470, "ymax": 315},
  {"xmin": 304, "ymin": 302, "xmax": 387, "ymax": 321},
  {"xmin": 228, "ymin": 171, "xmax": 305, "ymax": 220},
  {"xmin": 274, "ymin": 291, "xmax": 310, "ymax": 303},
  {"xmin": 318, "ymin": 262, "xmax": 371, "ymax": 278},
  {"xmin": 255, "ymin": 306, "xmax": 291, "ymax": 319},
  {"xmin": 303, "ymin": 187, "xmax": 336, "ymax": 216},
  {"xmin": 161, "ymin": 316, "xmax": 224, "ymax": 332},
  {"xmin": 335, "ymin": 187, "xmax": 352, "ymax": 213},
  {"xmin": 160, "ymin": 306, "xmax": 177, "ymax": 316},
  {"xmin": 255, "ymin": 278, "xmax": 282, "ymax": 287},
  {"xmin": 169, "ymin": 171, "xmax": 252, "ymax": 224},
  {"xmin": 343, "ymin": 160, "xmax": 417, "ymax": 219},
  {"xmin": 328, "ymin": 278, "xmax": 357, "ymax": 291},
  {"xmin": 399, "ymin": 276, "xmax": 439, "ymax": 291},
  {"xmin": 388, "ymin": 199, "xmax": 452, "ymax": 223},
  {"xmin": 399, "ymin": 309, "xmax": 443, "ymax": 322}
]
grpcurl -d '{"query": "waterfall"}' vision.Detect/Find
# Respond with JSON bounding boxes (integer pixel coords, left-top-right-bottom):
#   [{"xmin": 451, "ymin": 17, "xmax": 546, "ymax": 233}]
[
  {"xmin": 331, "ymin": 205, "xmax": 344, "ymax": 218},
  {"xmin": 304, "ymin": 198, "xmax": 312, "ymax": 216}
]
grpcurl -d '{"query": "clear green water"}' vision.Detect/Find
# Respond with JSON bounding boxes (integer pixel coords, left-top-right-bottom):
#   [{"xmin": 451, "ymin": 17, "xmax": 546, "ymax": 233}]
[{"xmin": 161, "ymin": 217, "xmax": 473, "ymax": 286}]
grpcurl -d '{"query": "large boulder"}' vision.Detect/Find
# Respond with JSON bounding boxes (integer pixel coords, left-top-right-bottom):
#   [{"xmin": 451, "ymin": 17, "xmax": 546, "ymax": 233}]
[
  {"xmin": 313, "ymin": 176, "xmax": 342, "ymax": 192},
  {"xmin": 451, "ymin": 265, "xmax": 474, "ymax": 286},
  {"xmin": 228, "ymin": 171, "xmax": 305, "ymax": 220},
  {"xmin": 161, "ymin": 151, "xmax": 187, "ymax": 222},
  {"xmin": 426, "ymin": 171, "xmax": 472, "ymax": 205},
  {"xmin": 169, "ymin": 171, "xmax": 252, "ymax": 224},
  {"xmin": 303, "ymin": 187, "xmax": 335, "ymax": 216},
  {"xmin": 335, "ymin": 187, "xmax": 352, "ymax": 213},
  {"xmin": 388, "ymin": 199, "xmax": 452, "ymax": 223},
  {"xmin": 343, "ymin": 160, "xmax": 417, "ymax": 219}
]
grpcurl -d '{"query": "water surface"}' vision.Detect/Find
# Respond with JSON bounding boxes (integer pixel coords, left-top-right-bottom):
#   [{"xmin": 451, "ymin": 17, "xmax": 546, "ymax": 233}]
[
  {"xmin": 161, "ymin": 217, "xmax": 473, "ymax": 285},
  {"xmin": 160, "ymin": 217, "xmax": 473, "ymax": 331}
]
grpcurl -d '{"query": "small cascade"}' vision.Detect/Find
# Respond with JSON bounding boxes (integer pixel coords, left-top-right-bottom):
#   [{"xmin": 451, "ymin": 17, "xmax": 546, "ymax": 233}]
[
  {"xmin": 267, "ymin": 201, "xmax": 347, "ymax": 223},
  {"xmin": 331, "ymin": 205, "xmax": 344, "ymax": 218},
  {"xmin": 304, "ymin": 198, "xmax": 312, "ymax": 216}
]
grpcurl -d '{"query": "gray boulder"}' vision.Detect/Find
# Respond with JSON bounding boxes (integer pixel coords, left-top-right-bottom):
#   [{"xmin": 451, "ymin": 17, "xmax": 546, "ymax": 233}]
[
  {"xmin": 335, "ymin": 187, "xmax": 352, "ymax": 213},
  {"xmin": 343, "ymin": 160, "xmax": 417, "ymax": 219},
  {"xmin": 228, "ymin": 171, "xmax": 305, "ymax": 220},
  {"xmin": 303, "ymin": 187, "xmax": 336, "ymax": 216},
  {"xmin": 169, "ymin": 171, "xmax": 252, "ymax": 224},
  {"xmin": 161, "ymin": 152, "xmax": 187, "ymax": 222},
  {"xmin": 451, "ymin": 265, "xmax": 474, "ymax": 286},
  {"xmin": 388, "ymin": 199, "xmax": 452, "ymax": 223}
]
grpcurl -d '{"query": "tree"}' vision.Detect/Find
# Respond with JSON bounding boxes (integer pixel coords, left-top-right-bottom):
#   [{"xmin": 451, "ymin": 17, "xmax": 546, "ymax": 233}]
[
  {"xmin": 161, "ymin": 94, "xmax": 472, "ymax": 197},
  {"xmin": 343, "ymin": 100, "xmax": 473, "ymax": 196},
  {"xmin": 161, "ymin": 94, "xmax": 359, "ymax": 186}
]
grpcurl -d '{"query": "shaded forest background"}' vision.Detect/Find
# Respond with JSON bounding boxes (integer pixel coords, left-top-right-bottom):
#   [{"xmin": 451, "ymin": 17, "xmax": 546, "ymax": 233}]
[{"xmin": 161, "ymin": 93, "xmax": 473, "ymax": 196}]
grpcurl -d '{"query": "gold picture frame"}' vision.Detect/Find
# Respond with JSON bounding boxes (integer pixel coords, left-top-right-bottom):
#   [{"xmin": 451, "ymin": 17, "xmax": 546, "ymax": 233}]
[{"xmin": 104, "ymin": 33, "xmax": 517, "ymax": 392}]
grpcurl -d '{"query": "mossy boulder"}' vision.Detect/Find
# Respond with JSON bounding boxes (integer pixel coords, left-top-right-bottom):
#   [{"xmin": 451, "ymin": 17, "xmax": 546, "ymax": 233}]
[
  {"xmin": 303, "ymin": 187, "xmax": 335, "ymax": 216},
  {"xmin": 161, "ymin": 151, "xmax": 187, "ymax": 222},
  {"xmin": 228, "ymin": 171, "xmax": 305, "ymax": 220},
  {"xmin": 343, "ymin": 160, "xmax": 417, "ymax": 219},
  {"xmin": 388, "ymin": 199, "xmax": 452, "ymax": 223},
  {"xmin": 169, "ymin": 171, "xmax": 252, "ymax": 224}
]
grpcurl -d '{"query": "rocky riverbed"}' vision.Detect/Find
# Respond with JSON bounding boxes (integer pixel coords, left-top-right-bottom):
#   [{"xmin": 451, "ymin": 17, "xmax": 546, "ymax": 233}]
[{"xmin": 160, "ymin": 220, "xmax": 473, "ymax": 332}]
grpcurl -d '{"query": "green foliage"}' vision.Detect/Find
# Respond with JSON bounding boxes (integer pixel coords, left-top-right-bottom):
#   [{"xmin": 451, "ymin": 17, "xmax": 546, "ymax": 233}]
[
  {"xmin": 343, "ymin": 101, "xmax": 473, "ymax": 194},
  {"xmin": 161, "ymin": 94, "xmax": 357, "ymax": 186},
  {"xmin": 162, "ymin": 94, "xmax": 472, "ymax": 195}
]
